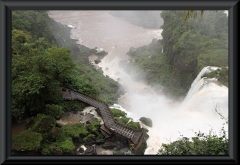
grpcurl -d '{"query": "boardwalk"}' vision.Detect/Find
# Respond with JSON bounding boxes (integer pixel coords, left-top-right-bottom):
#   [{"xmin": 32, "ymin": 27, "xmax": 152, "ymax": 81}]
[{"xmin": 62, "ymin": 87, "xmax": 144, "ymax": 146}]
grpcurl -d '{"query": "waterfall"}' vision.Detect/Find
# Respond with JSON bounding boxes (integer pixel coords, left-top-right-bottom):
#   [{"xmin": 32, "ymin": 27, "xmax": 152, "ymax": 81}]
[
  {"xmin": 182, "ymin": 66, "xmax": 211, "ymax": 104},
  {"xmin": 48, "ymin": 11, "xmax": 228, "ymax": 155}
]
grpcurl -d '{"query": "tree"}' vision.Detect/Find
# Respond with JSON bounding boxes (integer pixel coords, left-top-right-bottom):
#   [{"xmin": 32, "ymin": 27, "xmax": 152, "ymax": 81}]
[
  {"xmin": 12, "ymin": 31, "xmax": 76, "ymax": 120},
  {"xmin": 157, "ymin": 128, "xmax": 228, "ymax": 155},
  {"xmin": 183, "ymin": 10, "xmax": 205, "ymax": 22}
]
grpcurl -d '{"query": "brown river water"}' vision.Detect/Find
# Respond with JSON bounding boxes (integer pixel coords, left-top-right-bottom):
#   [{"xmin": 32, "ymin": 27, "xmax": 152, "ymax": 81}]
[{"xmin": 12, "ymin": 11, "xmax": 228, "ymax": 155}]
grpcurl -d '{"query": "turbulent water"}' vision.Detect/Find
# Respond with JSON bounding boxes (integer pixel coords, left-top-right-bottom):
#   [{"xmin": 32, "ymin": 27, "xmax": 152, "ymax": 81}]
[{"xmin": 48, "ymin": 11, "xmax": 228, "ymax": 155}]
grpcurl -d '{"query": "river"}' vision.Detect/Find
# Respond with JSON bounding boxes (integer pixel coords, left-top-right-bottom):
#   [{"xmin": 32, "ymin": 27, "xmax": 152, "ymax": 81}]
[{"xmin": 48, "ymin": 10, "xmax": 228, "ymax": 155}]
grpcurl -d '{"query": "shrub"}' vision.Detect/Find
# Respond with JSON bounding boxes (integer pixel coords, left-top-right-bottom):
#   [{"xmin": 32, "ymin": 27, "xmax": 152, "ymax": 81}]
[
  {"xmin": 94, "ymin": 59, "xmax": 101, "ymax": 64},
  {"xmin": 30, "ymin": 114, "xmax": 56, "ymax": 137},
  {"xmin": 140, "ymin": 117, "xmax": 153, "ymax": 127},
  {"xmin": 115, "ymin": 116, "xmax": 129, "ymax": 125},
  {"xmin": 83, "ymin": 134, "xmax": 96, "ymax": 143},
  {"xmin": 60, "ymin": 123, "xmax": 88, "ymax": 139},
  {"xmin": 58, "ymin": 137, "xmax": 75, "ymax": 154},
  {"xmin": 12, "ymin": 130, "xmax": 42, "ymax": 151},
  {"xmin": 202, "ymin": 67, "xmax": 228, "ymax": 87},
  {"xmin": 127, "ymin": 121, "xmax": 141, "ymax": 129},
  {"xmin": 110, "ymin": 108, "xmax": 127, "ymax": 117},
  {"xmin": 157, "ymin": 128, "xmax": 228, "ymax": 155},
  {"xmin": 44, "ymin": 104, "xmax": 64, "ymax": 119},
  {"xmin": 86, "ymin": 119, "xmax": 100, "ymax": 135}
]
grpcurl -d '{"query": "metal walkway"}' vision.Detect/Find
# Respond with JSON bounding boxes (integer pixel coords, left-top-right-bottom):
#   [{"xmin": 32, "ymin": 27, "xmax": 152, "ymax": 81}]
[{"xmin": 62, "ymin": 87, "xmax": 144, "ymax": 146}]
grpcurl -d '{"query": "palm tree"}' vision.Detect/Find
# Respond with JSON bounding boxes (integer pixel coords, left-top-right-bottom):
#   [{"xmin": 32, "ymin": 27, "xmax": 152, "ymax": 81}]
[{"xmin": 183, "ymin": 10, "xmax": 205, "ymax": 21}]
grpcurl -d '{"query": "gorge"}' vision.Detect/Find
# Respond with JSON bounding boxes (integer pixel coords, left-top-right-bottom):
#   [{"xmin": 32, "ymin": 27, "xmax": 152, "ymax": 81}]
[{"xmin": 48, "ymin": 10, "xmax": 228, "ymax": 154}]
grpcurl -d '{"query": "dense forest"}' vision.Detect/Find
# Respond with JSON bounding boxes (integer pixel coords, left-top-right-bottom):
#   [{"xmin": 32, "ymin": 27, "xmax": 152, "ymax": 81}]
[
  {"xmin": 109, "ymin": 11, "xmax": 164, "ymax": 29},
  {"xmin": 122, "ymin": 10, "xmax": 229, "ymax": 155},
  {"xmin": 126, "ymin": 10, "xmax": 228, "ymax": 97},
  {"xmin": 12, "ymin": 10, "xmax": 124, "ymax": 122},
  {"xmin": 11, "ymin": 10, "xmax": 228, "ymax": 155},
  {"xmin": 11, "ymin": 11, "xmax": 146, "ymax": 155}
]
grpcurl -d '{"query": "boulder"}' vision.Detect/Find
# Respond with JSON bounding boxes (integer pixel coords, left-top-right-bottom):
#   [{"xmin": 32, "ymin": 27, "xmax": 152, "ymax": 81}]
[{"xmin": 85, "ymin": 145, "xmax": 96, "ymax": 155}]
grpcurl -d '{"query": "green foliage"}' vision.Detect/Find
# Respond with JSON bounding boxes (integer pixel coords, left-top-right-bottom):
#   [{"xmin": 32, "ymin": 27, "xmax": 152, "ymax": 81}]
[
  {"xmin": 96, "ymin": 50, "xmax": 108, "ymax": 56},
  {"xmin": 110, "ymin": 108, "xmax": 127, "ymax": 117},
  {"xmin": 157, "ymin": 128, "xmax": 228, "ymax": 155},
  {"xmin": 44, "ymin": 104, "xmax": 64, "ymax": 119},
  {"xmin": 127, "ymin": 121, "xmax": 141, "ymax": 129},
  {"xmin": 115, "ymin": 116, "xmax": 129, "ymax": 125},
  {"xmin": 11, "ymin": 32, "xmax": 75, "ymax": 120},
  {"xmin": 137, "ymin": 137, "xmax": 148, "ymax": 155},
  {"xmin": 12, "ymin": 130, "xmax": 42, "ymax": 151},
  {"xmin": 74, "ymin": 61, "xmax": 122, "ymax": 104},
  {"xmin": 30, "ymin": 114, "xmax": 56, "ymax": 139},
  {"xmin": 12, "ymin": 10, "xmax": 56, "ymax": 43},
  {"xmin": 113, "ymin": 151, "xmax": 122, "ymax": 155},
  {"xmin": 218, "ymin": 68, "xmax": 228, "ymax": 87},
  {"xmin": 41, "ymin": 144, "xmax": 61, "ymax": 155},
  {"xmin": 58, "ymin": 137, "xmax": 75, "ymax": 154},
  {"xmin": 198, "ymin": 49, "xmax": 228, "ymax": 71},
  {"xmin": 202, "ymin": 67, "xmax": 228, "ymax": 87},
  {"xmin": 59, "ymin": 100, "xmax": 87, "ymax": 112},
  {"xmin": 139, "ymin": 117, "xmax": 153, "ymax": 127},
  {"xmin": 60, "ymin": 123, "xmax": 88, "ymax": 139},
  {"xmin": 44, "ymin": 135, "xmax": 75, "ymax": 155},
  {"xmin": 110, "ymin": 108, "xmax": 140, "ymax": 129},
  {"xmin": 129, "ymin": 143, "xmax": 135, "ymax": 151},
  {"xmin": 94, "ymin": 59, "xmax": 101, "ymax": 64},
  {"xmin": 12, "ymin": 10, "xmax": 123, "ymax": 122},
  {"xmin": 126, "ymin": 10, "xmax": 228, "ymax": 97},
  {"xmin": 83, "ymin": 134, "xmax": 96, "ymax": 142},
  {"xmin": 86, "ymin": 119, "xmax": 101, "ymax": 136},
  {"xmin": 11, "ymin": 10, "xmax": 124, "ymax": 155}
]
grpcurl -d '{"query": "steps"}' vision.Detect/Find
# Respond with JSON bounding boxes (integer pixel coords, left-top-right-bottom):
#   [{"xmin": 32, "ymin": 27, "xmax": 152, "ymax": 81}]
[{"xmin": 62, "ymin": 87, "xmax": 144, "ymax": 147}]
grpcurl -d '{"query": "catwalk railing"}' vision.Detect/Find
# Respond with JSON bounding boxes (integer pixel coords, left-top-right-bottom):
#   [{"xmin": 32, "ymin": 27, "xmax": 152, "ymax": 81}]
[{"xmin": 62, "ymin": 87, "xmax": 144, "ymax": 146}]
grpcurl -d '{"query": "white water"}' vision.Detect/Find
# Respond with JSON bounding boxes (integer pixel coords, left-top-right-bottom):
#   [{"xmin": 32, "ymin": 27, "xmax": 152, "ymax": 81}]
[
  {"xmin": 48, "ymin": 11, "xmax": 228, "ymax": 155},
  {"xmin": 183, "ymin": 66, "xmax": 211, "ymax": 104}
]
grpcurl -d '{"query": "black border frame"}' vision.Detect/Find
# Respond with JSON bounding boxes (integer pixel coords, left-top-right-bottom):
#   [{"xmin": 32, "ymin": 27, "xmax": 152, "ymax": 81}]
[{"xmin": 0, "ymin": 0, "xmax": 239, "ymax": 164}]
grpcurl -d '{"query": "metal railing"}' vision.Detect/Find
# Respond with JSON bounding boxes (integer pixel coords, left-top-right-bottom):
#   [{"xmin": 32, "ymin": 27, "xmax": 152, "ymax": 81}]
[{"xmin": 62, "ymin": 86, "xmax": 144, "ymax": 146}]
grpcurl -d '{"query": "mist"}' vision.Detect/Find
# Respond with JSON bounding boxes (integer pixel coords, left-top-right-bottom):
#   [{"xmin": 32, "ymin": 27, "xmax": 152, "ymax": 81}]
[{"xmin": 48, "ymin": 10, "xmax": 228, "ymax": 155}]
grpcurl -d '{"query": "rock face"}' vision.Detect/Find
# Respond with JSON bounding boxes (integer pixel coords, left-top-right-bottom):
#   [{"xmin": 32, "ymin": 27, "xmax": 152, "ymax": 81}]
[
  {"xmin": 139, "ymin": 117, "xmax": 153, "ymax": 127},
  {"xmin": 56, "ymin": 106, "xmax": 104, "ymax": 126},
  {"xmin": 50, "ymin": 106, "xmax": 141, "ymax": 155},
  {"xmin": 102, "ymin": 141, "xmax": 116, "ymax": 149}
]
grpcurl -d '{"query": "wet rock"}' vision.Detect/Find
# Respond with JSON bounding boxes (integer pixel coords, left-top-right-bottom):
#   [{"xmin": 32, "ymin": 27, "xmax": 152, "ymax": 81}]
[
  {"xmin": 96, "ymin": 139, "xmax": 105, "ymax": 145},
  {"xmin": 95, "ymin": 145, "xmax": 113, "ymax": 155},
  {"xmin": 75, "ymin": 144, "xmax": 86, "ymax": 155},
  {"xmin": 102, "ymin": 141, "xmax": 116, "ymax": 149},
  {"xmin": 85, "ymin": 146, "xmax": 96, "ymax": 155}
]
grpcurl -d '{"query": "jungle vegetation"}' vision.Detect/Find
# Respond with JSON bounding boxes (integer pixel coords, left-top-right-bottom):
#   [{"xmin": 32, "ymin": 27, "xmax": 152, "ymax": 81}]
[{"xmin": 125, "ymin": 10, "xmax": 228, "ymax": 97}]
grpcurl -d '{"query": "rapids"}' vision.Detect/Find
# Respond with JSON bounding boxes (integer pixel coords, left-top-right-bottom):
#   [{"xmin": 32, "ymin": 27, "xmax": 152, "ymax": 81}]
[{"xmin": 48, "ymin": 11, "xmax": 228, "ymax": 155}]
